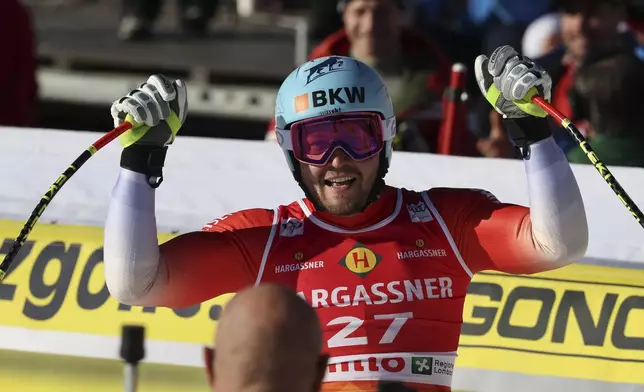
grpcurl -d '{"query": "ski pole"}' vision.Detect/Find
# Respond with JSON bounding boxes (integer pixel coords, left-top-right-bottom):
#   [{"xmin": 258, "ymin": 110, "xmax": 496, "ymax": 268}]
[
  {"xmin": 532, "ymin": 96, "xmax": 644, "ymax": 228},
  {"xmin": 0, "ymin": 121, "xmax": 133, "ymax": 282}
]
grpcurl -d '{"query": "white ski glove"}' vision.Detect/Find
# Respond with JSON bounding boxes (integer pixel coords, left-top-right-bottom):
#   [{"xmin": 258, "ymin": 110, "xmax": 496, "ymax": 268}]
[
  {"xmin": 110, "ymin": 74, "xmax": 188, "ymax": 149},
  {"xmin": 110, "ymin": 74, "xmax": 188, "ymax": 187},
  {"xmin": 475, "ymin": 45, "xmax": 552, "ymax": 119}
]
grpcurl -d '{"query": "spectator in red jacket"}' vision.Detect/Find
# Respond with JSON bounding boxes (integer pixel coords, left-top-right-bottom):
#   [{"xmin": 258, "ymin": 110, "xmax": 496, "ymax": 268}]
[
  {"xmin": 551, "ymin": 0, "xmax": 627, "ymax": 118},
  {"xmin": 0, "ymin": 0, "xmax": 38, "ymax": 127},
  {"xmin": 534, "ymin": 0, "xmax": 630, "ymax": 152},
  {"xmin": 267, "ymin": 0, "xmax": 478, "ymax": 156}
]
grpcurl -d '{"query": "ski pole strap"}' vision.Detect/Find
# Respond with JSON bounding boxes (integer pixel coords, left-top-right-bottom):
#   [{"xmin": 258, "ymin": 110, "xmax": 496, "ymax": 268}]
[
  {"xmin": 502, "ymin": 116, "xmax": 553, "ymax": 158},
  {"xmin": 120, "ymin": 144, "xmax": 168, "ymax": 188}
]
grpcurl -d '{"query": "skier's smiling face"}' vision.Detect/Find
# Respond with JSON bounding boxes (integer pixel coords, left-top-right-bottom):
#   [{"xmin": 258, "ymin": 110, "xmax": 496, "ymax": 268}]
[{"xmin": 299, "ymin": 149, "xmax": 380, "ymax": 216}]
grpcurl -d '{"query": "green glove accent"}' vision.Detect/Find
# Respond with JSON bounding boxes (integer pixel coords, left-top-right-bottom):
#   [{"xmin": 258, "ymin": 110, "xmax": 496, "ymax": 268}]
[
  {"xmin": 118, "ymin": 111, "xmax": 182, "ymax": 149},
  {"xmin": 164, "ymin": 111, "xmax": 183, "ymax": 136},
  {"xmin": 119, "ymin": 115, "xmax": 150, "ymax": 148},
  {"xmin": 485, "ymin": 84, "xmax": 548, "ymax": 118},
  {"xmin": 485, "ymin": 85, "xmax": 548, "ymax": 118}
]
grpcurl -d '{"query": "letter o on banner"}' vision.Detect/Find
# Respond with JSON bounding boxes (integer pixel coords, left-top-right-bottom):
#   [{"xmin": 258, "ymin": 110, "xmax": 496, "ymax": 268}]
[{"xmin": 381, "ymin": 357, "xmax": 405, "ymax": 373}]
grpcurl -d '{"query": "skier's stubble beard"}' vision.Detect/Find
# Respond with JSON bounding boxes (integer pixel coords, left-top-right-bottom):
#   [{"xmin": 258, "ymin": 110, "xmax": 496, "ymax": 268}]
[{"xmin": 299, "ymin": 151, "xmax": 380, "ymax": 217}]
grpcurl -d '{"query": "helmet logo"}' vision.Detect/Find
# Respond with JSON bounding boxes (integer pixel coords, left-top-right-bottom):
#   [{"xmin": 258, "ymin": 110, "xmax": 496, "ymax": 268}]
[
  {"xmin": 312, "ymin": 86, "xmax": 365, "ymax": 107},
  {"xmin": 305, "ymin": 57, "xmax": 346, "ymax": 85}
]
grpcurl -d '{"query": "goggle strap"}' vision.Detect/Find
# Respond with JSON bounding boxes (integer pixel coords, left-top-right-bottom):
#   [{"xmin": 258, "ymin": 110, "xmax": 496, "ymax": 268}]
[{"xmin": 275, "ymin": 127, "xmax": 293, "ymax": 150}]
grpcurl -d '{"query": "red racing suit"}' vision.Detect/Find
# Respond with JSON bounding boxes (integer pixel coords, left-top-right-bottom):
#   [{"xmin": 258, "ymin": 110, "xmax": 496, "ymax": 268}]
[{"xmin": 158, "ymin": 185, "xmax": 564, "ymax": 391}]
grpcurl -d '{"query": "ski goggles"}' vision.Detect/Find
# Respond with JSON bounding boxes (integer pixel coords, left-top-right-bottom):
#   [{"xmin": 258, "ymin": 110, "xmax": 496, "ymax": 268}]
[{"xmin": 288, "ymin": 112, "xmax": 384, "ymax": 166}]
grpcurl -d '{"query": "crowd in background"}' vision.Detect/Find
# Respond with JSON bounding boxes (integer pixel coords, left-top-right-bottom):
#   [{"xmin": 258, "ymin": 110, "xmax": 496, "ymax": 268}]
[
  {"xmin": 4, "ymin": 0, "xmax": 644, "ymax": 167},
  {"xmin": 296, "ymin": 0, "xmax": 644, "ymax": 167}
]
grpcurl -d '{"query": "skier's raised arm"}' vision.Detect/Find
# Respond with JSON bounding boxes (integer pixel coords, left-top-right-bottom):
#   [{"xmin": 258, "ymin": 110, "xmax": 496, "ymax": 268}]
[
  {"xmin": 103, "ymin": 75, "xmax": 273, "ymax": 308},
  {"xmin": 431, "ymin": 45, "xmax": 588, "ymax": 275}
]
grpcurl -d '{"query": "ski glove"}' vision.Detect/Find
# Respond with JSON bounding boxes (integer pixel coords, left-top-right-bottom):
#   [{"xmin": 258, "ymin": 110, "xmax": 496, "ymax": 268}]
[
  {"xmin": 475, "ymin": 45, "xmax": 551, "ymax": 119},
  {"xmin": 475, "ymin": 45, "xmax": 554, "ymax": 156},
  {"xmin": 111, "ymin": 74, "xmax": 188, "ymax": 148},
  {"xmin": 110, "ymin": 74, "xmax": 188, "ymax": 187}
]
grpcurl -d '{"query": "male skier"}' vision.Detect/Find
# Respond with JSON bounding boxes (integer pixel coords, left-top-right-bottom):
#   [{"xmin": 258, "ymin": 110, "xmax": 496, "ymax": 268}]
[{"xmin": 104, "ymin": 45, "xmax": 588, "ymax": 391}]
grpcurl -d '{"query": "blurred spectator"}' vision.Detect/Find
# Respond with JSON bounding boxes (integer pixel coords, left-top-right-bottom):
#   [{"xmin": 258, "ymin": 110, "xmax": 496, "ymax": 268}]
[
  {"xmin": 411, "ymin": 1, "xmax": 482, "ymax": 92},
  {"xmin": 467, "ymin": 0, "xmax": 555, "ymax": 67},
  {"xmin": 522, "ymin": 12, "xmax": 563, "ymax": 59},
  {"xmin": 0, "ymin": 0, "xmax": 38, "ymax": 127},
  {"xmin": 538, "ymin": 0, "xmax": 629, "ymax": 119},
  {"xmin": 411, "ymin": 0, "xmax": 559, "ymax": 157},
  {"xmin": 477, "ymin": 0, "xmax": 630, "ymax": 157},
  {"xmin": 204, "ymin": 284, "xmax": 328, "ymax": 392},
  {"xmin": 566, "ymin": 52, "xmax": 644, "ymax": 167},
  {"xmin": 475, "ymin": 109, "xmax": 517, "ymax": 159},
  {"xmin": 536, "ymin": 0, "xmax": 632, "ymax": 152},
  {"xmin": 469, "ymin": 0, "xmax": 555, "ymax": 55},
  {"xmin": 308, "ymin": 0, "xmax": 344, "ymax": 44},
  {"xmin": 268, "ymin": 0, "xmax": 481, "ymax": 156},
  {"xmin": 118, "ymin": 0, "xmax": 219, "ymax": 41}
]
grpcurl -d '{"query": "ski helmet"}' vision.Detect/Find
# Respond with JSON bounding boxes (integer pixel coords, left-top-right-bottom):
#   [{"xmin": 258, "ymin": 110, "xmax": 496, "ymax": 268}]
[{"xmin": 274, "ymin": 56, "xmax": 397, "ymax": 192}]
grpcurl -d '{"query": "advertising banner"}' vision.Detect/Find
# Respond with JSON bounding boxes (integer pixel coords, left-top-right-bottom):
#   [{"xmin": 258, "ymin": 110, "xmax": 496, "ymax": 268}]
[{"xmin": 1, "ymin": 219, "xmax": 642, "ymax": 390}]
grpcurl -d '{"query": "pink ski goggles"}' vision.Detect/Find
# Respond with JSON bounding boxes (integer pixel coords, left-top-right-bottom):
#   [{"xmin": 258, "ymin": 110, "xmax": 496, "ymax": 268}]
[{"xmin": 289, "ymin": 112, "xmax": 384, "ymax": 166}]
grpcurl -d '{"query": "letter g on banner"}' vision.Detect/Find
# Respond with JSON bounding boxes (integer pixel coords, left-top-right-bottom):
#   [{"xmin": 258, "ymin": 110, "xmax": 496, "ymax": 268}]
[{"xmin": 24, "ymin": 241, "xmax": 80, "ymax": 321}]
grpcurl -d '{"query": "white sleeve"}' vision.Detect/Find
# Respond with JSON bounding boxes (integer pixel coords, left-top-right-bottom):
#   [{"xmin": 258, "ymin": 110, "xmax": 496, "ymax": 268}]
[
  {"xmin": 524, "ymin": 136, "xmax": 589, "ymax": 266},
  {"xmin": 103, "ymin": 168, "xmax": 168, "ymax": 305}
]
